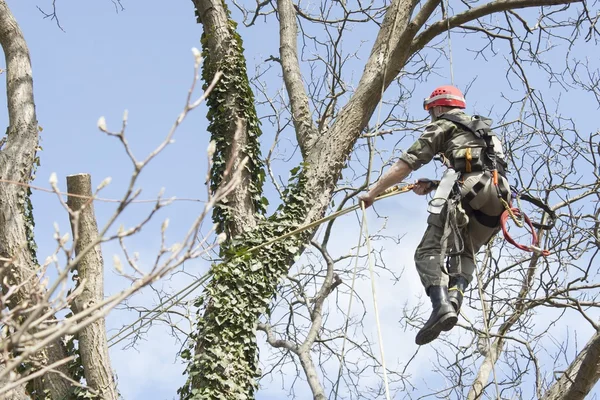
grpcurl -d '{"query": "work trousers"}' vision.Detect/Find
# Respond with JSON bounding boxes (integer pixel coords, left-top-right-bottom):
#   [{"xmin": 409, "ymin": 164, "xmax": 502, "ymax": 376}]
[{"xmin": 414, "ymin": 172, "xmax": 509, "ymax": 291}]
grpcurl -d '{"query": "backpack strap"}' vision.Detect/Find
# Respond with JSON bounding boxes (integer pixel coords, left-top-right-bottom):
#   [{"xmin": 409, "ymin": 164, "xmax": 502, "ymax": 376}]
[
  {"xmin": 438, "ymin": 113, "xmax": 492, "ymax": 139},
  {"xmin": 439, "ymin": 113, "xmax": 507, "ymax": 174}
]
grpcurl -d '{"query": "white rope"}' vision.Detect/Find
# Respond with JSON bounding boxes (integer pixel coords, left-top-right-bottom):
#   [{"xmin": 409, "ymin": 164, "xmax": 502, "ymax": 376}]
[
  {"xmin": 332, "ymin": 204, "xmax": 392, "ymax": 400},
  {"xmin": 362, "ymin": 203, "xmax": 392, "ymax": 400},
  {"xmin": 443, "ymin": 0, "xmax": 455, "ymax": 85},
  {"xmin": 332, "ymin": 206, "xmax": 367, "ymax": 399},
  {"xmin": 334, "ymin": 5, "xmax": 400, "ymax": 397},
  {"xmin": 471, "ymin": 237, "xmax": 501, "ymax": 400}
]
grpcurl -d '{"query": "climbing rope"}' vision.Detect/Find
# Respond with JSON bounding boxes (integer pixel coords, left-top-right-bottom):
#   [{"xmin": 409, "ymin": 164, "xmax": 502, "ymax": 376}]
[
  {"xmin": 107, "ymin": 273, "xmax": 210, "ymax": 347},
  {"xmin": 363, "ymin": 203, "xmax": 392, "ymax": 400},
  {"xmin": 332, "ymin": 201, "xmax": 369, "ymax": 400},
  {"xmin": 332, "ymin": 6, "xmax": 401, "ymax": 393},
  {"xmin": 244, "ymin": 184, "xmax": 414, "ymax": 255},
  {"xmin": 499, "ymin": 191, "xmax": 555, "ymax": 257},
  {"xmin": 500, "ymin": 197, "xmax": 524, "ymax": 228},
  {"xmin": 500, "ymin": 208, "xmax": 550, "ymax": 257},
  {"xmin": 443, "ymin": 0, "xmax": 455, "ymax": 85},
  {"xmin": 472, "ymin": 238, "xmax": 501, "ymax": 400},
  {"xmin": 333, "ymin": 203, "xmax": 392, "ymax": 400}
]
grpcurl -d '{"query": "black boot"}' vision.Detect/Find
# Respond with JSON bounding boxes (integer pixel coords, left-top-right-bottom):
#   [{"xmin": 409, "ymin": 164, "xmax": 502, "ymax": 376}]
[
  {"xmin": 415, "ymin": 286, "xmax": 458, "ymax": 345},
  {"xmin": 448, "ymin": 276, "xmax": 469, "ymax": 313}
]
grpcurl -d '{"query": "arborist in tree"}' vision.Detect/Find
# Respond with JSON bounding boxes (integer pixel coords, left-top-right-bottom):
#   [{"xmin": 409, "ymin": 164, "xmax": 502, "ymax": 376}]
[{"xmin": 359, "ymin": 85, "xmax": 511, "ymax": 345}]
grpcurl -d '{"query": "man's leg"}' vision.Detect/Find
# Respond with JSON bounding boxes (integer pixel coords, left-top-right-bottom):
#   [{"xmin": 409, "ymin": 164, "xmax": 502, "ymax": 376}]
[
  {"xmin": 414, "ymin": 213, "xmax": 450, "ymax": 289},
  {"xmin": 414, "ymin": 213, "xmax": 457, "ymax": 345},
  {"xmin": 448, "ymin": 216, "xmax": 500, "ymax": 312},
  {"xmin": 449, "ymin": 173, "xmax": 509, "ymax": 312}
]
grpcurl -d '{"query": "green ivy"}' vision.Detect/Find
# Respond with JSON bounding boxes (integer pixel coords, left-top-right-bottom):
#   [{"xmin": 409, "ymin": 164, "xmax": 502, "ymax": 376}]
[
  {"xmin": 200, "ymin": 2, "xmax": 266, "ymax": 235},
  {"xmin": 179, "ymin": 169, "xmax": 312, "ymax": 399},
  {"xmin": 23, "ymin": 146, "xmax": 41, "ymax": 267},
  {"xmin": 181, "ymin": 2, "xmax": 314, "ymax": 398}
]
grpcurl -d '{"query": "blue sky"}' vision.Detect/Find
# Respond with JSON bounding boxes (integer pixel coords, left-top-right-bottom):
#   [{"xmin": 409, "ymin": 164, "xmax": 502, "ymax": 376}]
[{"xmin": 1, "ymin": 0, "xmax": 599, "ymax": 399}]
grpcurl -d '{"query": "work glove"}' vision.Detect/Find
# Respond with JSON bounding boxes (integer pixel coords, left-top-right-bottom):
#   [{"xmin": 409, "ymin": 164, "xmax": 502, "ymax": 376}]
[{"xmin": 413, "ymin": 178, "xmax": 439, "ymax": 196}]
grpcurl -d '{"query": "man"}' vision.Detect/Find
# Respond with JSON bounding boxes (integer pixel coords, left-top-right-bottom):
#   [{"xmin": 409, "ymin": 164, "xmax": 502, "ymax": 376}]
[{"xmin": 359, "ymin": 85, "xmax": 510, "ymax": 345}]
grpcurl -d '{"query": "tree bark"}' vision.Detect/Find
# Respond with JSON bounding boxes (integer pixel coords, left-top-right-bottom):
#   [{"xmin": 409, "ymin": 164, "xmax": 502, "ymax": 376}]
[
  {"xmin": 298, "ymin": 350, "xmax": 326, "ymax": 400},
  {"xmin": 540, "ymin": 329, "xmax": 600, "ymax": 400},
  {"xmin": 277, "ymin": 0, "xmax": 318, "ymax": 156},
  {"xmin": 67, "ymin": 173, "xmax": 118, "ymax": 399},
  {"xmin": 0, "ymin": 1, "xmax": 72, "ymax": 397}
]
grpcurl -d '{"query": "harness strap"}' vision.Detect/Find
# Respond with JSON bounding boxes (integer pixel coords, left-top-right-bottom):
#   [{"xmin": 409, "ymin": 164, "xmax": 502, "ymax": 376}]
[
  {"xmin": 463, "ymin": 172, "xmax": 491, "ymax": 204},
  {"xmin": 439, "ymin": 113, "xmax": 489, "ymax": 139},
  {"xmin": 439, "ymin": 113, "xmax": 508, "ymax": 177},
  {"xmin": 461, "ymin": 171, "xmax": 510, "ymax": 228},
  {"xmin": 471, "ymin": 209, "xmax": 501, "ymax": 228}
]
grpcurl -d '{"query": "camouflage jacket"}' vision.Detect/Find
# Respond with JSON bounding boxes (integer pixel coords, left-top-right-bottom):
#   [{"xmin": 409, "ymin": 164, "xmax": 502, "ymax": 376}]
[{"xmin": 399, "ymin": 109, "xmax": 505, "ymax": 171}]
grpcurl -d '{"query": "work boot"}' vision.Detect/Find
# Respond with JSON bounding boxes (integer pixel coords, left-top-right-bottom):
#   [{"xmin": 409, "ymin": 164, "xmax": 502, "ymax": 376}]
[
  {"xmin": 415, "ymin": 286, "xmax": 458, "ymax": 345},
  {"xmin": 448, "ymin": 276, "xmax": 469, "ymax": 313}
]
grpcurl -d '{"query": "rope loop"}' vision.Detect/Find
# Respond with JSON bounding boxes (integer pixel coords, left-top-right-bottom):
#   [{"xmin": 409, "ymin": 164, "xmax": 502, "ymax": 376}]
[{"xmin": 500, "ymin": 208, "xmax": 550, "ymax": 257}]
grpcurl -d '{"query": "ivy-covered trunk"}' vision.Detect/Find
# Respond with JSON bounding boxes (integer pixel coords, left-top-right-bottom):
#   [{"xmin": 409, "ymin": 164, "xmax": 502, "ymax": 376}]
[
  {"xmin": 180, "ymin": 176, "xmax": 312, "ymax": 398},
  {"xmin": 192, "ymin": 0, "xmax": 266, "ymax": 240},
  {"xmin": 180, "ymin": 0, "xmax": 418, "ymax": 397}
]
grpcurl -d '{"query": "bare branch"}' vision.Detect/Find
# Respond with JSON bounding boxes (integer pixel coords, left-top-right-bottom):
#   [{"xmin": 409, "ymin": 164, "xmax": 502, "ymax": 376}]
[
  {"xmin": 411, "ymin": 0, "xmax": 582, "ymax": 54},
  {"xmin": 277, "ymin": 0, "xmax": 319, "ymax": 157}
]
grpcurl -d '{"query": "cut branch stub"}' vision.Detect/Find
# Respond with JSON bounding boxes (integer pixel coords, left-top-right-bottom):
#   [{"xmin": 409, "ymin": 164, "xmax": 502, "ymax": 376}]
[{"xmin": 66, "ymin": 173, "xmax": 118, "ymax": 400}]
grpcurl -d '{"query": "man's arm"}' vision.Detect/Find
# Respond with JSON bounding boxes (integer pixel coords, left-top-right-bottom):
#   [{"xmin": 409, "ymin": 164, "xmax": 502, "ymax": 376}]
[
  {"xmin": 359, "ymin": 119, "xmax": 453, "ymax": 208},
  {"xmin": 359, "ymin": 159, "xmax": 412, "ymax": 208}
]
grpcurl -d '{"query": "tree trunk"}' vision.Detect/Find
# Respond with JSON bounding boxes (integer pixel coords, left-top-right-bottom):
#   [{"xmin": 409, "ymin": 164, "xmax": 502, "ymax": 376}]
[
  {"xmin": 298, "ymin": 350, "xmax": 326, "ymax": 400},
  {"xmin": 541, "ymin": 329, "xmax": 600, "ymax": 400},
  {"xmin": 0, "ymin": 1, "xmax": 72, "ymax": 397},
  {"xmin": 67, "ymin": 173, "xmax": 118, "ymax": 399}
]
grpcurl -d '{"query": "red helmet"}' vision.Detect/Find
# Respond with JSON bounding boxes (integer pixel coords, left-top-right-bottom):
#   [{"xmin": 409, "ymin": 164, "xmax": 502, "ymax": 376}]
[{"xmin": 423, "ymin": 85, "xmax": 466, "ymax": 110}]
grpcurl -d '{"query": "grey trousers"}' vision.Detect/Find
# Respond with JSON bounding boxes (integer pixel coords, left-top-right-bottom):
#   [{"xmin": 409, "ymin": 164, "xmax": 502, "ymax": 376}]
[{"xmin": 414, "ymin": 172, "xmax": 509, "ymax": 291}]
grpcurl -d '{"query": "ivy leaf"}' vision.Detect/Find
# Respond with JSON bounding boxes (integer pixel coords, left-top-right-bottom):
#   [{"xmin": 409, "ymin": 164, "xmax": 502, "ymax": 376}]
[{"xmin": 250, "ymin": 262, "xmax": 263, "ymax": 272}]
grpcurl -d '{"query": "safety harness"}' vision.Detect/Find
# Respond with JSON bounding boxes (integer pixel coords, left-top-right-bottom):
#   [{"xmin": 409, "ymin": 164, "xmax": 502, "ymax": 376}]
[
  {"xmin": 438, "ymin": 113, "xmax": 510, "ymax": 226},
  {"xmin": 433, "ymin": 113, "xmax": 554, "ymax": 257}
]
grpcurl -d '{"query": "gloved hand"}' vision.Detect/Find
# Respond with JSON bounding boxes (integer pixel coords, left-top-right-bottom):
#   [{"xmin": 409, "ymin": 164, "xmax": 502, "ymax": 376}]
[{"xmin": 413, "ymin": 178, "xmax": 439, "ymax": 196}]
